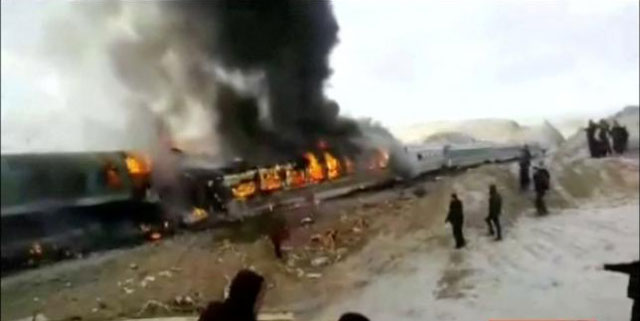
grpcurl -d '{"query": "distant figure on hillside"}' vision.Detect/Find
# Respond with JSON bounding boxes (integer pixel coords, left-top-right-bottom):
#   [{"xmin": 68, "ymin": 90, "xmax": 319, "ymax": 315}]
[
  {"xmin": 485, "ymin": 184, "xmax": 503, "ymax": 241},
  {"xmin": 519, "ymin": 145, "xmax": 532, "ymax": 190},
  {"xmin": 446, "ymin": 193, "xmax": 466, "ymax": 249},
  {"xmin": 338, "ymin": 312, "xmax": 371, "ymax": 321},
  {"xmin": 611, "ymin": 120, "xmax": 630, "ymax": 155},
  {"xmin": 586, "ymin": 119, "xmax": 598, "ymax": 158},
  {"xmin": 199, "ymin": 269, "xmax": 266, "ymax": 321},
  {"xmin": 604, "ymin": 260, "xmax": 639, "ymax": 321},
  {"xmin": 532, "ymin": 162, "xmax": 550, "ymax": 215},
  {"xmin": 597, "ymin": 119, "xmax": 612, "ymax": 157}
]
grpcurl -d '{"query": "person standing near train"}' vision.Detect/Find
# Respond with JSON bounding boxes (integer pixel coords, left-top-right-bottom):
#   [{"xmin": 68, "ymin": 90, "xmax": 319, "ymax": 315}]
[
  {"xmin": 519, "ymin": 145, "xmax": 532, "ymax": 190},
  {"xmin": 485, "ymin": 184, "xmax": 503, "ymax": 241},
  {"xmin": 533, "ymin": 161, "xmax": 550, "ymax": 215},
  {"xmin": 446, "ymin": 193, "xmax": 466, "ymax": 249}
]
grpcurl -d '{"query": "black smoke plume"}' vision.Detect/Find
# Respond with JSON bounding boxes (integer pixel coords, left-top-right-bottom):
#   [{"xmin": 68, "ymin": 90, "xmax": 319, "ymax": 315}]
[
  {"xmin": 181, "ymin": 0, "xmax": 362, "ymax": 162},
  {"xmin": 115, "ymin": 0, "xmax": 360, "ymax": 164}
]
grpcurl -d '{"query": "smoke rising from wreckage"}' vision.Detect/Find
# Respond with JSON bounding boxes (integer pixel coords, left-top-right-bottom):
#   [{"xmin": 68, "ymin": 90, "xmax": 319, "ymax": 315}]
[{"xmin": 105, "ymin": 0, "xmax": 403, "ymax": 168}]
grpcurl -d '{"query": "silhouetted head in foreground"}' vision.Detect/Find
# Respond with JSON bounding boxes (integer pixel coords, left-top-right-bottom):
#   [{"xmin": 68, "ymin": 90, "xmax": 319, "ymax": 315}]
[
  {"xmin": 339, "ymin": 312, "xmax": 371, "ymax": 321},
  {"xmin": 451, "ymin": 193, "xmax": 458, "ymax": 200},
  {"xmin": 489, "ymin": 184, "xmax": 497, "ymax": 195},
  {"xmin": 199, "ymin": 269, "xmax": 265, "ymax": 321}
]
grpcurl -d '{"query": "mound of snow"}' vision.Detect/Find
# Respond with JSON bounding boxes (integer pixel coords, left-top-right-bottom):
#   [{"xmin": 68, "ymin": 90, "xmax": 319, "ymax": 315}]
[
  {"xmin": 423, "ymin": 132, "xmax": 481, "ymax": 145},
  {"xmin": 393, "ymin": 118, "xmax": 565, "ymax": 149}
]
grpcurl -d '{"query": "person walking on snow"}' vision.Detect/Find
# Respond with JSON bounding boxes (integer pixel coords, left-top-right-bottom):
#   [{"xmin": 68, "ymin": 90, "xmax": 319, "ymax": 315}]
[
  {"xmin": 485, "ymin": 184, "xmax": 503, "ymax": 241},
  {"xmin": 446, "ymin": 193, "xmax": 466, "ymax": 249}
]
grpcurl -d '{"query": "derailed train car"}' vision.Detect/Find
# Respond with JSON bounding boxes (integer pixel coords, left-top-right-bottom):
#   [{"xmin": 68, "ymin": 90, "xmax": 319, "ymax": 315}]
[
  {"xmin": 1, "ymin": 142, "xmax": 543, "ymax": 273},
  {"xmin": 406, "ymin": 142, "xmax": 544, "ymax": 175},
  {"xmin": 0, "ymin": 151, "xmax": 163, "ymax": 273}
]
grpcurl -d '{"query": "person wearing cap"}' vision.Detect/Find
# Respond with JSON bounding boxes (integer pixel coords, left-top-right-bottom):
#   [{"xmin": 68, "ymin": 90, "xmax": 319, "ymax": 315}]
[
  {"xmin": 199, "ymin": 269, "xmax": 266, "ymax": 321},
  {"xmin": 485, "ymin": 184, "xmax": 503, "ymax": 241},
  {"xmin": 446, "ymin": 193, "xmax": 466, "ymax": 249},
  {"xmin": 532, "ymin": 162, "xmax": 550, "ymax": 215}
]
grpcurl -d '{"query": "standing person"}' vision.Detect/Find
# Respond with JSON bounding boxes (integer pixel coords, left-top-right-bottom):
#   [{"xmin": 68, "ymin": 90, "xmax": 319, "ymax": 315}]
[
  {"xmin": 604, "ymin": 260, "xmax": 639, "ymax": 321},
  {"xmin": 621, "ymin": 125, "xmax": 630, "ymax": 154},
  {"xmin": 339, "ymin": 312, "xmax": 370, "ymax": 321},
  {"xmin": 199, "ymin": 269, "xmax": 266, "ymax": 321},
  {"xmin": 611, "ymin": 120, "xmax": 625, "ymax": 154},
  {"xmin": 268, "ymin": 214, "xmax": 289, "ymax": 260},
  {"xmin": 485, "ymin": 184, "xmax": 503, "ymax": 241},
  {"xmin": 586, "ymin": 120, "xmax": 598, "ymax": 158},
  {"xmin": 445, "ymin": 193, "xmax": 466, "ymax": 249},
  {"xmin": 598, "ymin": 119, "xmax": 612, "ymax": 157},
  {"xmin": 532, "ymin": 162, "xmax": 550, "ymax": 215},
  {"xmin": 519, "ymin": 145, "xmax": 532, "ymax": 190}
]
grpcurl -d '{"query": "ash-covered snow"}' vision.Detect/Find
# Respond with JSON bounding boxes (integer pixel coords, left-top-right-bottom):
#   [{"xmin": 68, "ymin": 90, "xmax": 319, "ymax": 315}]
[{"xmin": 312, "ymin": 200, "xmax": 639, "ymax": 321}]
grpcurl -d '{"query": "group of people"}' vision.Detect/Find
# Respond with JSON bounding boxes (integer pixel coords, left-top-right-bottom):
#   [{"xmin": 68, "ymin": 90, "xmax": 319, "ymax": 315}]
[
  {"xmin": 586, "ymin": 119, "xmax": 630, "ymax": 158},
  {"xmin": 519, "ymin": 145, "xmax": 551, "ymax": 215},
  {"xmin": 444, "ymin": 184, "xmax": 504, "ymax": 249},
  {"xmin": 446, "ymin": 145, "xmax": 551, "ymax": 249},
  {"xmin": 198, "ymin": 269, "xmax": 370, "ymax": 321}
]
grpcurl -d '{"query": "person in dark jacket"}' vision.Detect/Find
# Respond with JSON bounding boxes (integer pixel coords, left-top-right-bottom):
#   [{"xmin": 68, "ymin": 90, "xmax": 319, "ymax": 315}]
[
  {"xmin": 485, "ymin": 184, "xmax": 502, "ymax": 241},
  {"xmin": 586, "ymin": 120, "xmax": 597, "ymax": 157},
  {"xmin": 519, "ymin": 145, "xmax": 532, "ymax": 190},
  {"xmin": 446, "ymin": 193, "xmax": 466, "ymax": 249},
  {"xmin": 532, "ymin": 162, "xmax": 550, "ymax": 215},
  {"xmin": 199, "ymin": 269, "xmax": 266, "ymax": 321},
  {"xmin": 338, "ymin": 312, "xmax": 370, "ymax": 321},
  {"xmin": 604, "ymin": 260, "xmax": 639, "ymax": 321},
  {"xmin": 597, "ymin": 119, "xmax": 612, "ymax": 157},
  {"xmin": 611, "ymin": 120, "xmax": 630, "ymax": 155},
  {"xmin": 268, "ymin": 214, "xmax": 289, "ymax": 260}
]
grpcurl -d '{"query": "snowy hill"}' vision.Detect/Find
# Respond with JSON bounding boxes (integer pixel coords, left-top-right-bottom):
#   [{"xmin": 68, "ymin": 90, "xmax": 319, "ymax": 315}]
[{"xmin": 392, "ymin": 118, "xmax": 565, "ymax": 149}]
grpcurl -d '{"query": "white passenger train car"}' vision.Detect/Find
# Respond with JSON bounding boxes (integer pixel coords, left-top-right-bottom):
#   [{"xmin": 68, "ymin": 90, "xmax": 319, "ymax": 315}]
[{"xmin": 404, "ymin": 142, "xmax": 544, "ymax": 176}]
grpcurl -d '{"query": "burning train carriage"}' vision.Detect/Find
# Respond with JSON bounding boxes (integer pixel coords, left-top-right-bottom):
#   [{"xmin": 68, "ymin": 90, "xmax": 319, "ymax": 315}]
[{"xmin": 1, "ymin": 151, "xmax": 160, "ymax": 273}]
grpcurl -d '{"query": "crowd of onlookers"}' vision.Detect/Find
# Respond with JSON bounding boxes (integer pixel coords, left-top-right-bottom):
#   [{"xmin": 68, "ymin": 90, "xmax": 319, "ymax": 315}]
[{"xmin": 586, "ymin": 119, "xmax": 629, "ymax": 158}]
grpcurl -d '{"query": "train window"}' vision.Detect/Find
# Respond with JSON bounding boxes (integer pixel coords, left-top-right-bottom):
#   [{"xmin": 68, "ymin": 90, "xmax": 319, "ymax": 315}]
[{"xmin": 104, "ymin": 163, "xmax": 123, "ymax": 189}]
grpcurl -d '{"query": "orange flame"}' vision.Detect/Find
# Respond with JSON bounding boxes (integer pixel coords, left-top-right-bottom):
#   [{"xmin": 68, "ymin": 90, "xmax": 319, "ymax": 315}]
[
  {"xmin": 125, "ymin": 153, "xmax": 151, "ymax": 175},
  {"xmin": 260, "ymin": 167, "xmax": 282, "ymax": 192},
  {"xmin": 150, "ymin": 232, "xmax": 162, "ymax": 241},
  {"xmin": 232, "ymin": 180, "xmax": 257, "ymax": 199},
  {"xmin": 304, "ymin": 152, "xmax": 324, "ymax": 182},
  {"xmin": 324, "ymin": 151, "xmax": 341, "ymax": 179},
  {"xmin": 369, "ymin": 148, "xmax": 390, "ymax": 170},
  {"xmin": 286, "ymin": 168, "xmax": 306, "ymax": 188}
]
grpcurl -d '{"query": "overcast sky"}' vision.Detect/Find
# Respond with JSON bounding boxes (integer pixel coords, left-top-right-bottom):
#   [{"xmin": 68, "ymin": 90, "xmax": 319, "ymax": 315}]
[
  {"xmin": 327, "ymin": 0, "xmax": 639, "ymax": 126},
  {"xmin": 1, "ymin": 0, "xmax": 639, "ymax": 151}
]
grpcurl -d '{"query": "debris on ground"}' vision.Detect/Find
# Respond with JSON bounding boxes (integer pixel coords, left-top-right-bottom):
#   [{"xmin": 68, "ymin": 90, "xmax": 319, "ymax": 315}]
[
  {"xmin": 310, "ymin": 257, "xmax": 329, "ymax": 267},
  {"xmin": 136, "ymin": 300, "xmax": 172, "ymax": 316},
  {"xmin": 140, "ymin": 275, "xmax": 156, "ymax": 288},
  {"xmin": 300, "ymin": 217, "xmax": 314, "ymax": 226}
]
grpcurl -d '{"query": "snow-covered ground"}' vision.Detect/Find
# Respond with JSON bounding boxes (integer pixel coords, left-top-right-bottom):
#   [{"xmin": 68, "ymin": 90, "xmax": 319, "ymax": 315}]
[{"xmin": 312, "ymin": 200, "xmax": 639, "ymax": 321}]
